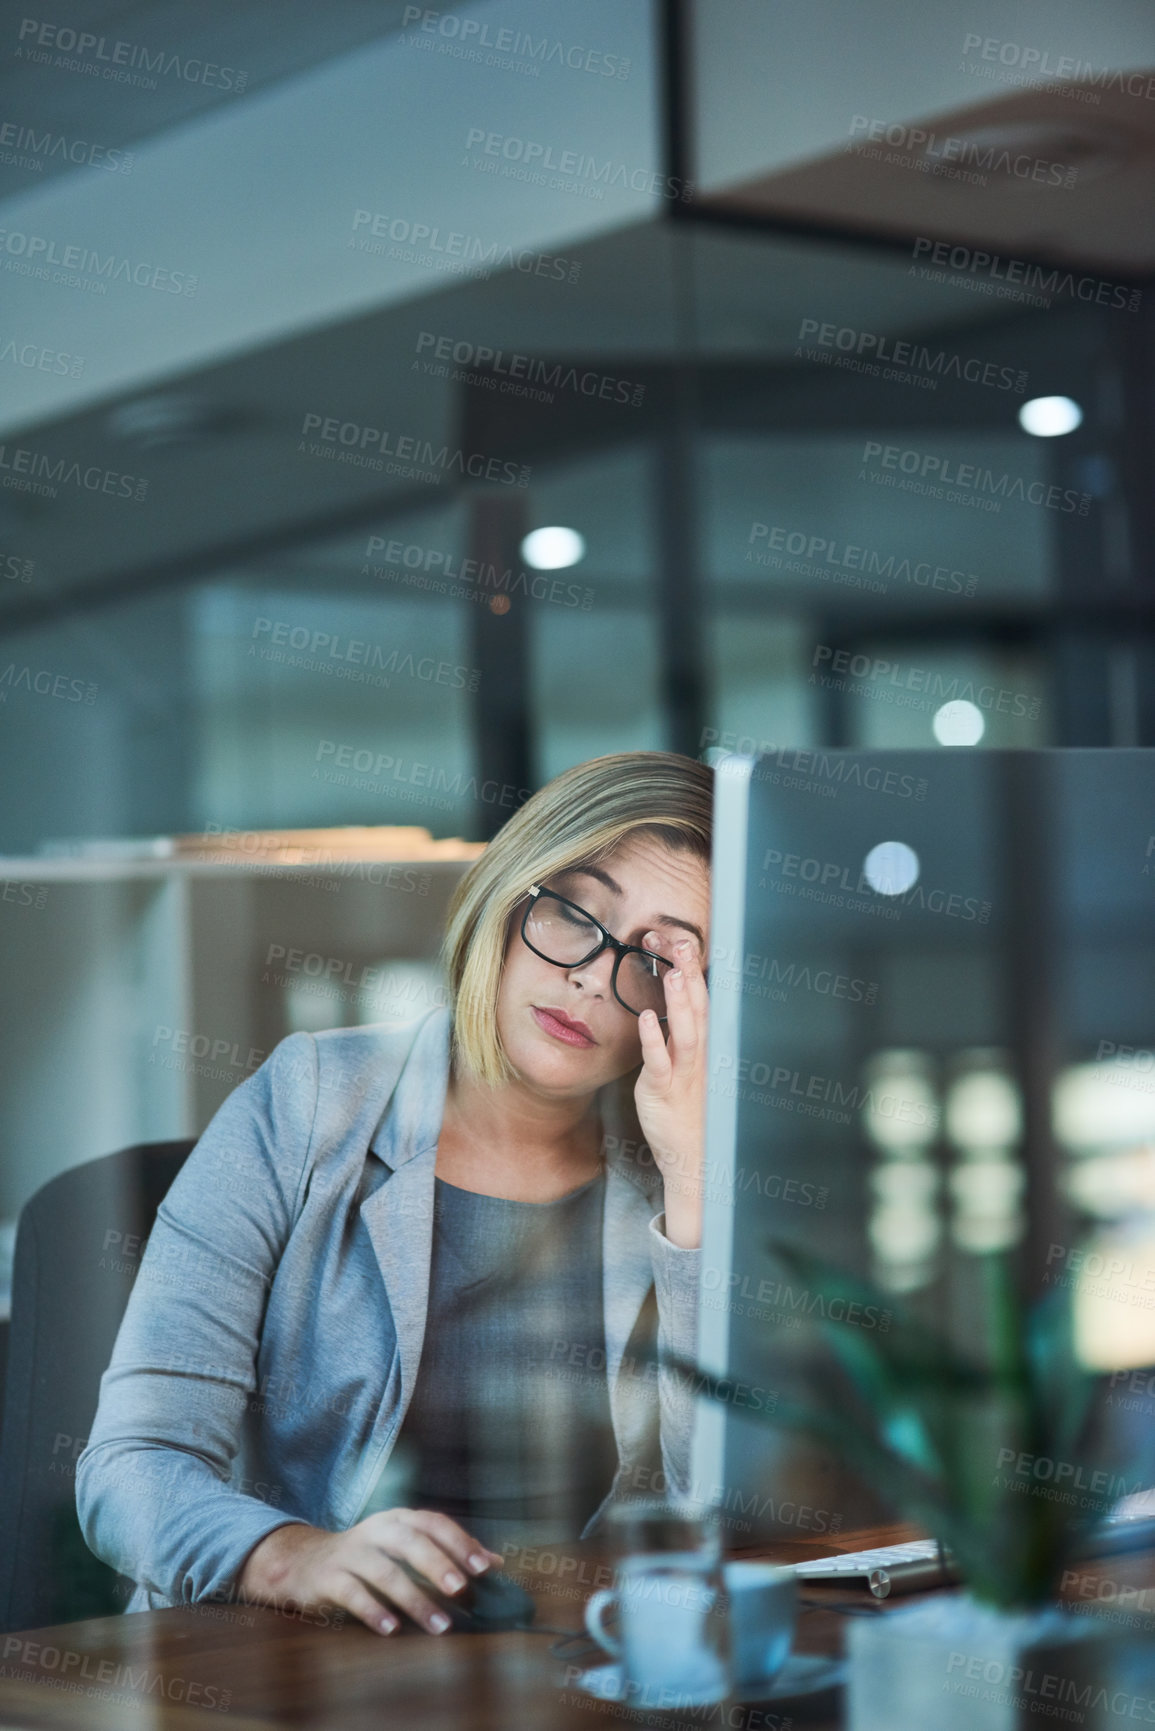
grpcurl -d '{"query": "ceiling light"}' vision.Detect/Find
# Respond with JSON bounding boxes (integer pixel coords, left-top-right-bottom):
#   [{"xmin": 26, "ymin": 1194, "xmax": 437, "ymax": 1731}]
[
  {"xmin": 863, "ymin": 840, "xmax": 920, "ymax": 897},
  {"xmin": 106, "ymin": 393, "xmax": 242, "ymax": 448},
  {"xmin": 933, "ymin": 700, "xmax": 985, "ymax": 746},
  {"xmin": 520, "ymin": 526, "xmax": 585, "ymax": 569},
  {"xmin": 1018, "ymin": 396, "xmax": 1083, "ymax": 437}
]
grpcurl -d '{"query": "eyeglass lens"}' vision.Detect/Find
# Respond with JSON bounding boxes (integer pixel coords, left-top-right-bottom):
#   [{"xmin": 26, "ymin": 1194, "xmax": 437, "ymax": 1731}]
[{"xmin": 524, "ymin": 898, "xmax": 668, "ymax": 1017}]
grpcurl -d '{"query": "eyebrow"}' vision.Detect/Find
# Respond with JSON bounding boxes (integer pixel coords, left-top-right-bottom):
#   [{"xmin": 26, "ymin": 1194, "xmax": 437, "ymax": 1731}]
[{"xmin": 561, "ymin": 864, "xmax": 707, "ymax": 951}]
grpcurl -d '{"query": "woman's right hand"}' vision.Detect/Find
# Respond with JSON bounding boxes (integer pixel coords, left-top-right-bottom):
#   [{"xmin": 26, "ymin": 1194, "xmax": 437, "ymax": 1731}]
[{"xmin": 237, "ymin": 1510, "xmax": 505, "ymax": 1635}]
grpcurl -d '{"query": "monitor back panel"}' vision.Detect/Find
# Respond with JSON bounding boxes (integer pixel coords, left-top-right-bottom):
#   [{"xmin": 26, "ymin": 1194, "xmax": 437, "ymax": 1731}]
[{"xmin": 695, "ymin": 749, "xmax": 1155, "ymax": 1542}]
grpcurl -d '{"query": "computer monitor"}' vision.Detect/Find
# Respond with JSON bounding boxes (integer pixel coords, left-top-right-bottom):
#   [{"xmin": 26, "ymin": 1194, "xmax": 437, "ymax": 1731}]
[{"xmin": 693, "ymin": 748, "xmax": 1155, "ymax": 1544}]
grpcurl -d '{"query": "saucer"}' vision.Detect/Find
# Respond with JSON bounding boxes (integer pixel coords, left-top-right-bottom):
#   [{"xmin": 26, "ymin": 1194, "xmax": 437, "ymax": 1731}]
[{"xmin": 575, "ymin": 1652, "xmax": 847, "ymax": 1704}]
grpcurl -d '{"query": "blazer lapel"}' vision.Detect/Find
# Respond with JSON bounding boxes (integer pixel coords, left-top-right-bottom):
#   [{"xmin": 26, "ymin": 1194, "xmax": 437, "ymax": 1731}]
[
  {"xmin": 346, "ymin": 1008, "xmax": 450, "ymax": 1523},
  {"xmin": 358, "ymin": 1150, "xmax": 437, "ymax": 1416},
  {"xmin": 602, "ymin": 1160, "xmax": 662, "ymax": 1470}
]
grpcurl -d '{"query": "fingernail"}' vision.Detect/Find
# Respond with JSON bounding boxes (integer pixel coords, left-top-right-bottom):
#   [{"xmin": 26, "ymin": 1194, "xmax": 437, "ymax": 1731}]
[
  {"xmin": 430, "ymin": 1612, "xmax": 451, "ymax": 1633},
  {"xmin": 669, "ymin": 969, "xmax": 684, "ymax": 988},
  {"xmin": 443, "ymin": 1570, "xmax": 465, "ymax": 1593},
  {"xmin": 675, "ymin": 938, "xmax": 691, "ymax": 952},
  {"xmin": 379, "ymin": 1613, "xmax": 398, "ymax": 1634},
  {"xmin": 469, "ymin": 1553, "xmax": 490, "ymax": 1573}
]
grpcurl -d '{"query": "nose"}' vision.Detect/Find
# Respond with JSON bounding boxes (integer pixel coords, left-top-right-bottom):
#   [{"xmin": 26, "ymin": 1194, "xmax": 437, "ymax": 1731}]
[{"xmin": 566, "ymin": 945, "xmax": 616, "ymax": 998}]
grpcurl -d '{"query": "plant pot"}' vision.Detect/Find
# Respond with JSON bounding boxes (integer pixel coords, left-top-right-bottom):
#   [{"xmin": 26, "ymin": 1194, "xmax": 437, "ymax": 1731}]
[{"xmin": 847, "ymin": 1592, "xmax": 1117, "ymax": 1731}]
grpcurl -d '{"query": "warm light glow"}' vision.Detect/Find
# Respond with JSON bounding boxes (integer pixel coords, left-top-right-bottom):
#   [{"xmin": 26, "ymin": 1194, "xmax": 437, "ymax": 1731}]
[
  {"xmin": 1053, "ymin": 1062, "xmax": 1155, "ymax": 1150},
  {"xmin": 947, "ymin": 1159, "xmax": 1025, "ymax": 1254},
  {"xmin": 520, "ymin": 526, "xmax": 586, "ymax": 569},
  {"xmin": 1018, "ymin": 395, "xmax": 1083, "ymax": 437},
  {"xmin": 1072, "ymin": 1230, "xmax": 1155, "ymax": 1370},
  {"xmin": 933, "ymin": 700, "xmax": 985, "ymax": 747},
  {"xmin": 945, "ymin": 1068, "xmax": 1022, "ymax": 1150},
  {"xmin": 861, "ymin": 1050, "xmax": 940, "ymax": 1151}
]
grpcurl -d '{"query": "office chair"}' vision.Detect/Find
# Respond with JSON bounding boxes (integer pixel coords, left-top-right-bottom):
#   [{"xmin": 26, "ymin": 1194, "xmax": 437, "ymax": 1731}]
[{"xmin": 0, "ymin": 1139, "xmax": 195, "ymax": 1633}]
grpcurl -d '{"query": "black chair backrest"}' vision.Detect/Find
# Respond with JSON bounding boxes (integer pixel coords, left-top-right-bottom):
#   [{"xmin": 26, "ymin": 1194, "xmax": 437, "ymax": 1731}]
[{"xmin": 0, "ymin": 1139, "xmax": 194, "ymax": 1632}]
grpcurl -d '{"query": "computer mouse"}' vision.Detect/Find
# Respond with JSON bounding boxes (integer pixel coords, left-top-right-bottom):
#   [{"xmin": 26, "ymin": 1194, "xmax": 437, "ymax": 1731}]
[
  {"xmin": 447, "ymin": 1568, "xmax": 536, "ymax": 1631},
  {"xmin": 397, "ymin": 1564, "xmax": 536, "ymax": 1633}
]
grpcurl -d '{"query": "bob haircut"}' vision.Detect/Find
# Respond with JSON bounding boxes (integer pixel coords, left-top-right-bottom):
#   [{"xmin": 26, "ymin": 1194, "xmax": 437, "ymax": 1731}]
[{"xmin": 440, "ymin": 750, "xmax": 714, "ymax": 1088}]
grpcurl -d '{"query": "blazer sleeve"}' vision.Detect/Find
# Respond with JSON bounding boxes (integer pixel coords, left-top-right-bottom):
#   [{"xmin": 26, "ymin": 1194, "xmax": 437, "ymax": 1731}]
[
  {"xmin": 75, "ymin": 1032, "xmax": 320, "ymax": 1606},
  {"xmin": 648, "ymin": 1214, "xmax": 701, "ymax": 1497}
]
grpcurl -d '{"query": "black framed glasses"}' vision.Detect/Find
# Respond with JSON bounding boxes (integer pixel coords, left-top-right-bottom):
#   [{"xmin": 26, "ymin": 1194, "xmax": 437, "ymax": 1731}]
[{"xmin": 520, "ymin": 884, "xmax": 677, "ymax": 1020}]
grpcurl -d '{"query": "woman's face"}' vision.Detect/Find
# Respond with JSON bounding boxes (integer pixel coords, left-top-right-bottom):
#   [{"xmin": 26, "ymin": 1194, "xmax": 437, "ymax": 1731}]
[{"xmin": 494, "ymin": 831, "xmax": 711, "ymax": 1099}]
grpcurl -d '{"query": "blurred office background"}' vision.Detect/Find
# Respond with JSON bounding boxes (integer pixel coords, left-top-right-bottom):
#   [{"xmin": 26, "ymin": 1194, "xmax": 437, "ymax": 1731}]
[{"xmin": 1, "ymin": 0, "xmax": 1154, "ymax": 1354}]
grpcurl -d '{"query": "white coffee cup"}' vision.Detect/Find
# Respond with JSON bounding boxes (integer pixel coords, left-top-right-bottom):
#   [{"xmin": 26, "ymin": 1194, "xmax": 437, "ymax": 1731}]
[
  {"xmin": 583, "ymin": 1549, "xmax": 731, "ymax": 1708},
  {"xmin": 723, "ymin": 1560, "xmax": 797, "ymax": 1692}
]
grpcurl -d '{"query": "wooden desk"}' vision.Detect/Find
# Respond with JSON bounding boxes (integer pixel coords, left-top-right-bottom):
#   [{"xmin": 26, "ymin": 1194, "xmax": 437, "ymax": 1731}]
[{"xmin": 1, "ymin": 1528, "xmax": 1150, "ymax": 1730}]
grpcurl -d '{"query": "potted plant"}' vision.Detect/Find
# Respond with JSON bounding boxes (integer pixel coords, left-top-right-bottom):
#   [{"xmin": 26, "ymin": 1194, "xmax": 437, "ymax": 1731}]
[{"xmin": 670, "ymin": 1243, "xmax": 1151, "ymax": 1731}]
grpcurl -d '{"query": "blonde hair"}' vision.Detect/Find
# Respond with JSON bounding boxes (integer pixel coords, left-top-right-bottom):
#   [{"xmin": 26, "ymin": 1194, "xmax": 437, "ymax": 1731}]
[{"xmin": 440, "ymin": 751, "xmax": 713, "ymax": 1088}]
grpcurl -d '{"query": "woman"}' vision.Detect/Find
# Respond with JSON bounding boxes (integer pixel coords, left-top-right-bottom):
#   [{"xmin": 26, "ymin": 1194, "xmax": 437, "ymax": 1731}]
[{"xmin": 77, "ymin": 750, "xmax": 712, "ymax": 1636}]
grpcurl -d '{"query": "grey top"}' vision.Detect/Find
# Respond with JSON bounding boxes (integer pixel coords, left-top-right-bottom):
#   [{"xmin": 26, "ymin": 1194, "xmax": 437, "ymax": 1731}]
[
  {"xmin": 394, "ymin": 1170, "xmax": 620, "ymax": 1552},
  {"xmin": 75, "ymin": 1008, "xmax": 702, "ymax": 1614}
]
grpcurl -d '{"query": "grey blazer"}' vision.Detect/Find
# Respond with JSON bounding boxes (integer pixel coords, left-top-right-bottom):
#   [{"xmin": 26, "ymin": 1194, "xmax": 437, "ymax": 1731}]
[{"xmin": 75, "ymin": 1006, "xmax": 701, "ymax": 1612}]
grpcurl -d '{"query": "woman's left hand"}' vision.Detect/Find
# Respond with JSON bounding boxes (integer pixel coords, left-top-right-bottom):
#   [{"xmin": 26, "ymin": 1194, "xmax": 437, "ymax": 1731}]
[{"xmin": 633, "ymin": 935, "xmax": 709, "ymax": 1248}]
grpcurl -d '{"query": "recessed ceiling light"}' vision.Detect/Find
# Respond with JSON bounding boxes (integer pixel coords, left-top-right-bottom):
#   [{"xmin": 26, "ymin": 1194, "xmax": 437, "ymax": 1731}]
[
  {"xmin": 106, "ymin": 393, "xmax": 241, "ymax": 448},
  {"xmin": 863, "ymin": 840, "xmax": 920, "ymax": 896},
  {"xmin": 521, "ymin": 526, "xmax": 586, "ymax": 569},
  {"xmin": 933, "ymin": 700, "xmax": 985, "ymax": 746},
  {"xmin": 1018, "ymin": 396, "xmax": 1083, "ymax": 437}
]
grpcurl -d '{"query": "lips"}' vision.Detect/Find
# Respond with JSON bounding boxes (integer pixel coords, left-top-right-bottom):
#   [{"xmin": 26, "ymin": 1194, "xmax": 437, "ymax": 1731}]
[{"xmin": 532, "ymin": 1005, "xmax": 596, "ymax": 1047}]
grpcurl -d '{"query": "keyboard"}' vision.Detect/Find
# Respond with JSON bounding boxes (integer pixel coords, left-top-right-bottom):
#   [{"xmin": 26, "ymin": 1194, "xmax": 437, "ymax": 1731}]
[
  {"xmin": 793, "ymin": 1540, "xmax": 956, "ymax": 1598},
  {"xmin": 791, "ymin": 1514, "xmax": 1155, "ymax": 1597}
]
